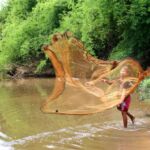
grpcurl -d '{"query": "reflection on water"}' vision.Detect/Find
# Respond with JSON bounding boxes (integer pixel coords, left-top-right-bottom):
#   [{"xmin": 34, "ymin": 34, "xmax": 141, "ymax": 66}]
[{"xmin": 0, "ymin": 79, "xmax": 150, "ymax": 150}]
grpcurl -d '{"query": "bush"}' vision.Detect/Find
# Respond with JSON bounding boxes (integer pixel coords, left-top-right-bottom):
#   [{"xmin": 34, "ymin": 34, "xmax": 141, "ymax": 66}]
[
  {"xmin": 138, "ymin": 77, "xmax": 150, "ymax": 101},
  {"xmin": 0, "ymin": 0, "xmax": 149, "ymax": 73},
  {"xmin": 0, "ymin": 0, "xmax": 71, "ymax": 71}
]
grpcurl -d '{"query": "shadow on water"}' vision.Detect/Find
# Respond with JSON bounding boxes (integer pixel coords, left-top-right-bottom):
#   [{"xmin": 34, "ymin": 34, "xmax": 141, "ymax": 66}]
[{"xmin": 0, "ymin": 79, "xmax": 150, "ymax": 150}]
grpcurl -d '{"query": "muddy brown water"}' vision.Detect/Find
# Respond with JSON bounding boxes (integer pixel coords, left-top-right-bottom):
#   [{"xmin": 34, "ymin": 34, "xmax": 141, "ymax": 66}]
[{"xmin": 0, "ymin": 79, "xmax": 150, "ymax": 150}]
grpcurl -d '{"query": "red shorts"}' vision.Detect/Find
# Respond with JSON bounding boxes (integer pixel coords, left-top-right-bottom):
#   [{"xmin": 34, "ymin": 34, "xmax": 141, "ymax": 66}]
[{"xmin": 117, "ymin": 95, "xmax": 131, "ymax": 112}]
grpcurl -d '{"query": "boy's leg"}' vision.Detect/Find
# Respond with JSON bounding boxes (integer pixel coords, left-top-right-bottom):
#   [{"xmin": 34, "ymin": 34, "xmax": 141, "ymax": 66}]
[
  {"xmin": 121, "ymin": 111, "xmax": 128, "ymax": 128},
  {"xmin": 127, "ymin": 112, "xmax": 135, "ymax": 124}
]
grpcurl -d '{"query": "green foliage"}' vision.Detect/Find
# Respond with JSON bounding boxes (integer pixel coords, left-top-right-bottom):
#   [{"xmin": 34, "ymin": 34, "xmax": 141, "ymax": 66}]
[
  {"xmin": 110, "ymin": 0, "xmax": 150, "ymax": 67},
  {"xmin": 0, "ymin": 0, "xmax": 149, "ymax": 73},
  {"xmin": 0, "ymin": 0, "xmax": 71, "ymax": 72},
  {"xmin": 59, "ymin": 0, "xmax": 116, "ymax": 56},
  {"xmin": 59, "ymin": 0, "xmax": 150, "ymax": 63},
  {"xmin": 35, "ymin": 59, "xmax": 47, "ymax": 73},
  {"xmin": 138, "ymin": 77, "xmax": 150, "ymax": 101}
]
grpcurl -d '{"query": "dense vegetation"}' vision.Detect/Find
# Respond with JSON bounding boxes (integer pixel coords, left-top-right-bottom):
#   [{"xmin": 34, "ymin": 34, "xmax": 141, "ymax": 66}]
[
  {"xmin": 0, "ymin": 0, "xmax": 149, "ymax": 99},
  {"xmin": 138, "ymin": 77, "xmax": 150, "ymax": 101},
  {"xmin": 0, "ymin": 0, "xmax": 150, "ymax": 71}
]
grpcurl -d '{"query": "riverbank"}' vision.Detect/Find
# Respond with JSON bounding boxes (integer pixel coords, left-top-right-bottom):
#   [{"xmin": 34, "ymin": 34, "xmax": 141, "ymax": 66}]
[
  {"xmin": 0, "ymin": 63, "xmax": 149, "ymax": 101},
  {"xmin": 0, "ymin": 62, "xmax": 55, "ymax": 80}
]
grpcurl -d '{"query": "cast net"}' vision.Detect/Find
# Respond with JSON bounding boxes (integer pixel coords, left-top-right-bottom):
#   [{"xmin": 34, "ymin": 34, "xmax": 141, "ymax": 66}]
[{"xmin": 41, "ymin": 32, "xmax": 149, "ymax": 115}]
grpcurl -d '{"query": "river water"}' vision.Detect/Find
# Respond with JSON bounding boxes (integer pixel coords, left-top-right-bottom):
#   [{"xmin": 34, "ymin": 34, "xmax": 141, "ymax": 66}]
[{"xmin": 0, "ymin": 79, "xmax": 150, "ymax": 150}]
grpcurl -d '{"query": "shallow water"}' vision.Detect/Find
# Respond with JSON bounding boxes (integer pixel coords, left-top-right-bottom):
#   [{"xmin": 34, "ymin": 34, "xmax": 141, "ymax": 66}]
[{"xmin": 0, "ymin": 79, "xmax": 150, "ymax": 150}]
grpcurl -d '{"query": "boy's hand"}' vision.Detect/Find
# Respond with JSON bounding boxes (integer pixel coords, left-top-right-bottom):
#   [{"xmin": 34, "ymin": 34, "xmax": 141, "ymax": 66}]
[
  {"xmin": 85, "ymin": 81, "xmax": 94, "ymax": 86},
  {"xmin": 101, "ymin": 79, "xmax": 107, "ymax": 83},
  {"xmin": 138, "ymin": 73, "xmax": 144, "ymax": 81},
  {"xmin": 101, "ymin": 78, "xmax": 113, "ymax": 85}
]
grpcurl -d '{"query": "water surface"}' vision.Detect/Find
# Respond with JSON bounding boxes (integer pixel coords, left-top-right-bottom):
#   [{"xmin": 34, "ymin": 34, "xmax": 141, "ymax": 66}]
[{"xmin": 0, "ymin": 79, "xmax": 150, "ymax": 150}]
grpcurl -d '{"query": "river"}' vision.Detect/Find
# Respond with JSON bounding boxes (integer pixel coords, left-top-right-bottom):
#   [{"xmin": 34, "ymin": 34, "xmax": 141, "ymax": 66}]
[{"xmin": 0, "ymin": 79, "xmax": 150, "ymax": 150}]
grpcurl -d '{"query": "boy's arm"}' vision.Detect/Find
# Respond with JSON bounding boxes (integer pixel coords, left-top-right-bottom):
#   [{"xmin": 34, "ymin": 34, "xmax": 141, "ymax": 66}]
[
  {"xmin": 120, "ymin": 89, "xmax": 126, "ymax": 103},
  {"xmin": 103, "ymin": 79, "xmax": 114, "ymax": 85},
  {"xmin": 123, "ymin": 73, "xmax": 144, "ymax": 96},
  {"xmin": 119, "ymin": 81, "xmax": 139, "ymax": 103},
  {"xmin": 127, "ymin": 73, "xmax": 144, "ymax": 95},
  {"xmin": 86, "ymin": 78, "xmax": 114, "ymax": 86}
]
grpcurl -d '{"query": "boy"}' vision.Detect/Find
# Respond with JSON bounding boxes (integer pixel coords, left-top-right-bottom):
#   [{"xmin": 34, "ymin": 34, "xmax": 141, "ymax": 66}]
[
  {"xmin": 103, "ymin": 66, "xmax": 135, "ymax": 128},
  {"xmin": 87, "ymin": 66, "xmax": 136, "ymax": 128}
]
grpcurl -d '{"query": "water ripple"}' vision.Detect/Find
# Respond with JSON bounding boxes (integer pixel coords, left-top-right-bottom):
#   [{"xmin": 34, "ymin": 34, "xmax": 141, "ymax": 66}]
[{"xmin": 0, "ymin": 118, "xmax": 149, "ymax": 150}]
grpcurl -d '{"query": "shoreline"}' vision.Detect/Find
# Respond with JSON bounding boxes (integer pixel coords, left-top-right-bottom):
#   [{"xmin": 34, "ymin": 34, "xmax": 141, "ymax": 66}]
[{"xmin": 0, "ymin": 63, "xmax": 55, "ymax": 80}]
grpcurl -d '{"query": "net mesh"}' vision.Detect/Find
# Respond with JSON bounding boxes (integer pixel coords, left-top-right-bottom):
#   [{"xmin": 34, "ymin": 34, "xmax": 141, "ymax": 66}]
[{"xmin": 41, "ymin": 32, "xmax": 150, "ymax": 115}]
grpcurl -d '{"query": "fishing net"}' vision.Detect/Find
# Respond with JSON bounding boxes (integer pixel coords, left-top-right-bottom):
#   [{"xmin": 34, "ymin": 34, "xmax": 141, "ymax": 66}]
[{"xmin": 41, "ymin": 32, "xmax": 150, "ymax": 115}]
